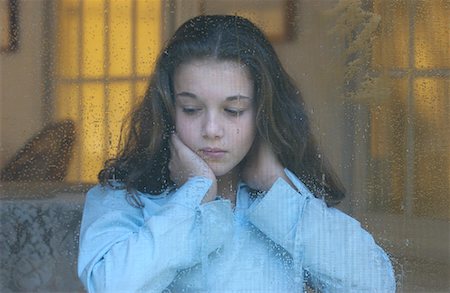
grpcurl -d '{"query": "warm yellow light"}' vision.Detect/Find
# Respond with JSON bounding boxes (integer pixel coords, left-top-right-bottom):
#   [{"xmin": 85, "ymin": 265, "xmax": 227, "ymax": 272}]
[
  {"xmin": 110, "ymin": 1, "xmax": 132, "ymax": 77},
  {"xmin": 56, "ymin": 0, "xmax": 161, "ymax": 183},
  {"xmin": 372, "ymin": 0, "xmax": 409, "ymax": 69},
  {"xmin": 82, "ymin": 0, "xmax": 105, "ymax": 78},
  {"xmin": 56, "ymin": 0, "xmax": 80, "ymax": 78},
  {"xmin": 107, "ymin": 82, "xmax": 132, "ymax": 157},
  {"xmin": 414, "ymin": 0, "xmax": 450, "ymax": 69},
  {"xmin": 136, "ymin": 0, "xmax": 161, "ymax": 76},
  {"xmin": 80, "ymin": 83, "xmax": 105, "ymax": 182}
]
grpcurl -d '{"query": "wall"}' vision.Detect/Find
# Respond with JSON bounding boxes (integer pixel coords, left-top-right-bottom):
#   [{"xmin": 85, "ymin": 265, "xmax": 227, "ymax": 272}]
[
  {"xmin": 275, "ymin": 0, "xmax": 351, "ymax": 207},
  {"xmin": 0, "ymin": 0, "xmax": 45, "ymax": 168}
]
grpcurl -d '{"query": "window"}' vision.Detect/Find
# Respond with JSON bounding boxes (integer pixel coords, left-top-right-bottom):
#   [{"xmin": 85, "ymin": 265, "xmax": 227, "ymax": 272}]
[
  {"xmin": 368, "ymin": 0, "xmax": 449, "ymax": 220},
  {"xmin": 54, "ymin": 0, "xmax": 162, "ymax": 182}
]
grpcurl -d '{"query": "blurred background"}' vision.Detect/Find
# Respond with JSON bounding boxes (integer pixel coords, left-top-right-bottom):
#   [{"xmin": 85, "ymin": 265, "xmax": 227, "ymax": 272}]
[{"xmin": 0, "ymin": 0, "xmax": 448, "ymax": 292}]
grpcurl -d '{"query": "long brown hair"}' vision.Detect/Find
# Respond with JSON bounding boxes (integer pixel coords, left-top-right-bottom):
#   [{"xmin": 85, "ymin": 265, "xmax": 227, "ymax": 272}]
[{"xmin": 99, "ymin": 15, "xmax": 345, "ymax": 206}]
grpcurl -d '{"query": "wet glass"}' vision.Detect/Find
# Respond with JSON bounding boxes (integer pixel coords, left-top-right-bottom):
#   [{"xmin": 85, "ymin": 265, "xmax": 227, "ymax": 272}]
[{"xmin": 0, "ymin": 0, "xmax": 448, "ymax": 292}]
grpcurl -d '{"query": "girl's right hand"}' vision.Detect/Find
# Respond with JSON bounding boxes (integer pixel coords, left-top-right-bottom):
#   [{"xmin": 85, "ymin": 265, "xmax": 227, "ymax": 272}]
[{"xmin": 169, "ymin": 133, "xmax": 217, "ymax": 203}]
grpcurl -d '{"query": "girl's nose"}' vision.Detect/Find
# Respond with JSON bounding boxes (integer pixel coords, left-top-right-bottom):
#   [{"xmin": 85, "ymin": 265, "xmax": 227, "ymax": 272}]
[{"xmin": 201, "ymin": 112, "xmax": 224, "ymax": 139}]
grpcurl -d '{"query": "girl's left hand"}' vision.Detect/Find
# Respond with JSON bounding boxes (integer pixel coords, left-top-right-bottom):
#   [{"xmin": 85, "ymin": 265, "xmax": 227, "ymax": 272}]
[
  {"xmin": 241, "ymin": 137, "xmax": 292, "ymax": 191},
  {"xmin": 169, "ymin": 133, "xmax": 218, "ymax": 203}
]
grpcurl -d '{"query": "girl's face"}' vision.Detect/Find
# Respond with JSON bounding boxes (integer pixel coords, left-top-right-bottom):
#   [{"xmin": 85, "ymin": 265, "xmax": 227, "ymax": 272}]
[{"xmin": 174, "ymin": 59, "xmax": 256, "ymax": 177}]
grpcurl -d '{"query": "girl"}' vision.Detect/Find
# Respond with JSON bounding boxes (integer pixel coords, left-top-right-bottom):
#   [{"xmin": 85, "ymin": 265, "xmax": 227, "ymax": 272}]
[{"xmin": 78, "ymin": 15, "xmax": 395, "ymax": 292}]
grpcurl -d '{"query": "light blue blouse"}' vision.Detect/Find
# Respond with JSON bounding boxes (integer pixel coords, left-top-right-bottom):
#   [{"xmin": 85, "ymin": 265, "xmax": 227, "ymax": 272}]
[{"xmin": 78, "ymin": 169, "xmax": 395, "ymax": 292}]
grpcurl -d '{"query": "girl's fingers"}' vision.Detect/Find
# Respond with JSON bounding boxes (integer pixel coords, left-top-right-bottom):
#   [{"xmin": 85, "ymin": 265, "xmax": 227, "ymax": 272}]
[
  {"xmin": 169, "ymin": 132, "xmax": 215, "ymax": 185},
  {"xmin": 170, "ymin": 134, "xmax": 177, "ymax": 154},
  {"xmin": 171, "ymin": 133, "xmax": 183, "ymax": 147},
  {"xmin": 170, "ymin": 133, "xmax": 187, "ymax": 156}
]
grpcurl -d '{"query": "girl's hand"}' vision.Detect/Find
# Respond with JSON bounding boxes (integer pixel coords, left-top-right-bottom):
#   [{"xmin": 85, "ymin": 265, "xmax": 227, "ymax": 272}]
[
  {"xmin": 169, "ymin": 133, "xmax": 217, "ymax": 203},
  {"xmin": 241, "ymin": 137, "xmax": 293, "ymax": 191}
]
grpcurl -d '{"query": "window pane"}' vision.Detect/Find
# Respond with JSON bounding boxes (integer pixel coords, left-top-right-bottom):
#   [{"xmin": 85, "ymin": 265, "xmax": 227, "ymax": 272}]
[
  {"xmin": 372, "ymin": 0, "xmax": 409, "ymax": 69},
  {"xmin": 413, "ymin": 78, "xmax": 450, "ymax": 219},
  {"xmin": 109, "ymin": 1, "xmax": 132, "ymax": 77},
  {"xmin": 80, "ymin": 83, "xmax": 105, "ymax": 182},
  {"xmin": 415, "ymin": 0, "xmax": 450, "ymax": 69},
  {"xmin": 368, "ymin": 79, "xmax": 408, "ymax": 213},
  {"xmin": 82, "ymin": 0, "xmax": 105, "ymax": 77},
  {"xmin": 136, "ymin": 0, "xmax": 161, "ymax": 76},
  {"xmin": 56, "ymin": 0, "xmax": 80, "ymax": 78},
  {"xmin": 55, "ymin": 84, "xmax": 79, "ymax": 121},
  {"xmin": 54, "ymin": 0, "xmax": 161, "ymax": 183}
]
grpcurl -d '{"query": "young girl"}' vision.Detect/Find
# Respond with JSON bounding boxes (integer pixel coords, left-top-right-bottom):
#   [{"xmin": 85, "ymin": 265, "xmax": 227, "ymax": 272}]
[{"xmin": 78, "ymin": 15, "xmax": 395, "ymax": 292}]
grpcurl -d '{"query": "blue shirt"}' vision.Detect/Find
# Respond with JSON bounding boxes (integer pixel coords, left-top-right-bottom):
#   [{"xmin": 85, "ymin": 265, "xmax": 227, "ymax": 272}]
[{"xmin": 78, "ymin": 169, "xmax": 395, "ymax": 292}]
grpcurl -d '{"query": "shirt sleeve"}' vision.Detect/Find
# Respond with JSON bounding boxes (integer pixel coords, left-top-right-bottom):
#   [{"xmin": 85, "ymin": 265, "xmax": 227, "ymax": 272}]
[
  {"xmin": 78, "ymin": 177, "xmax": 233, "ymax": 293},
  {"xmin": 246, "ymin": 169, "xmax": 396, "ymax": 292}
]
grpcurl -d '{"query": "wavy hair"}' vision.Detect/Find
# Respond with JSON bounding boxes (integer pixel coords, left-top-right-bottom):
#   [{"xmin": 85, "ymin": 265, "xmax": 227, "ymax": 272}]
[{"xmin": 99, "ymin": 15, "xmax": 345, "ymax": 206}]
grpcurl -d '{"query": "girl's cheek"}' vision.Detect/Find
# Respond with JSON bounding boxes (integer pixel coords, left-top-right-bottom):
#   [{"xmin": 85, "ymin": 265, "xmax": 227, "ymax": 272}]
[
  {"xmin": 174, "ymin": 113, "xmax": 188, "ymax": 133},
  {"xmin": 176, "ymin": 122, "xmax": 196, "ymax": 142}
]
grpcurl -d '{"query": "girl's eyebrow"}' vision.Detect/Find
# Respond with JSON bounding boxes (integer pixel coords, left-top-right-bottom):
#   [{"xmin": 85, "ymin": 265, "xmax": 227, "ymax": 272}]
[
  {"xmin": 175, "ymin": 91, "xmax": 253, "ymax": 101},
  {"xmin": 226, "ymin": 95, "xmax": 253, "ymax": 102},
  {"xmin": 175, "ymin": 92, "xmax": 197, "ymax": 99}
]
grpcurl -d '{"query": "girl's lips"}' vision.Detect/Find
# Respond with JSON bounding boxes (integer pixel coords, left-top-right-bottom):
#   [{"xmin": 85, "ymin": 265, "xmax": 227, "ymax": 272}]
[{"xmin": 200, "ymin": 148, "xmax": 227, "ymax": 159}]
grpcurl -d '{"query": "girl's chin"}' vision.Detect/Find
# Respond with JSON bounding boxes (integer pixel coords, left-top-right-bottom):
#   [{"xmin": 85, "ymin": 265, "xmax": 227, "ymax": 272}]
[
  {"xmin": 211, "ymin": 169, "xmax": 230, "ymax": 178},
  {"xmin": 210, "ymin": 165, "xmax": 238, "ymax": 179}
]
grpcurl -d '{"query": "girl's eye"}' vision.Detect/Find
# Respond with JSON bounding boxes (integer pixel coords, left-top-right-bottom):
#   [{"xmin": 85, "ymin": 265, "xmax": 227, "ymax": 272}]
[
  {"xmin": 225, "ymin": 109, "xmax": 244, "ymax": 117},
  {"xmin": 182, "ymin": 108, "xmax": 201, "ymax": 115}
]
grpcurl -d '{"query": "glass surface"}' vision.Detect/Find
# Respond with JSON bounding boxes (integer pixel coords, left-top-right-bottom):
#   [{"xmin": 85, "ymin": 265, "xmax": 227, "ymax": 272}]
[
  {"xmin": 109, "ymin": 1, "xmax": 132, "ymax": 77},
  {"xmin": 80, "ymin": 83, "xmax": 104, "ymax": 182},
  {"xmin": 368, "ymin": 78, "xmax": 408, "ymax": 214},
  {"xmin": 414, "ymin": 0, "xmax": 450, "ymax": 69},
  {"xmin": 136, "ymin": 0, "xmax": 161, "ymax": 76},
  {"xmin": 82, "ymin": 0, "xmax": 105, "ymax": 78},
  {"xmin": 107, "ymin": 82, "xmax": 132, "ymax": 158},
  {"xmin": 0, "ymin": 0, "xmax": 448, "ymax": 292},
  {"xmin": 372, "ymin": 0, "xmax": 409, "ymax": 69},
  {"xmin": 413, "ymin": 78, "xmax": 449, "ymax": 219},
  {"xmin": 53, "ymin": 0, "xmax": 160, "ymax": 182},
  {"xmin": 56, "ymin": 0, "xmax": 80, "ymax": 78}
]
